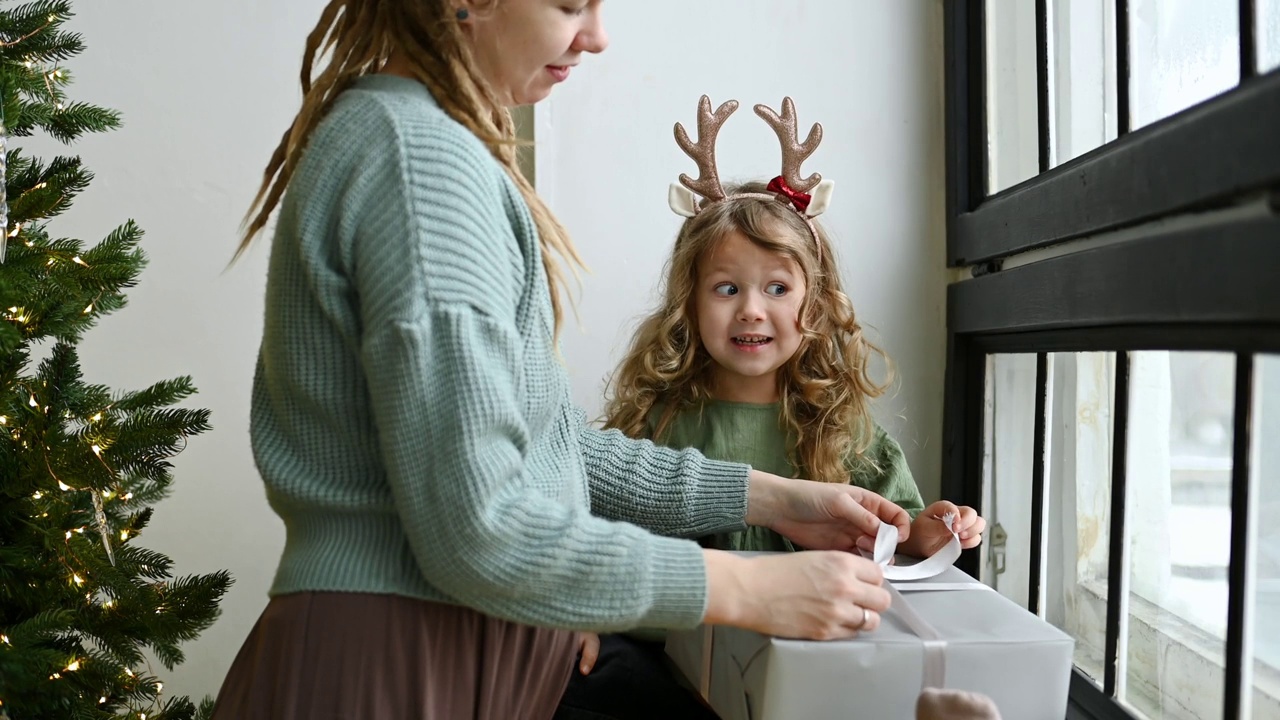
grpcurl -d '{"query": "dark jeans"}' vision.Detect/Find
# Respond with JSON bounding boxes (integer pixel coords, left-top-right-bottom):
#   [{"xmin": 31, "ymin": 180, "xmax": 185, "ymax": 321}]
[{"xmin": 554, "ymin": 633, "xmax": 720, "ymax": 720}]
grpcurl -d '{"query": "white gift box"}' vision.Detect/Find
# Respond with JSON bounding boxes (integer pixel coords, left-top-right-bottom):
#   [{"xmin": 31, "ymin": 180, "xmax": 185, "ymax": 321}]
[{"xmin": 667, "ymin": 563, "xmax": 1075, "ymax": 720}]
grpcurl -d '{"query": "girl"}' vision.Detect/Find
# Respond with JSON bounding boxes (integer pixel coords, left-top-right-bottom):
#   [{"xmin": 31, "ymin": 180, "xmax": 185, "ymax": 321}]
[
  {"xmin": 213, "ymin": 5, "xmax": 912, "ymax": 720},
  {"xmin": 557, "ymin": 97, "xmax": 986, "ymax": 720}
]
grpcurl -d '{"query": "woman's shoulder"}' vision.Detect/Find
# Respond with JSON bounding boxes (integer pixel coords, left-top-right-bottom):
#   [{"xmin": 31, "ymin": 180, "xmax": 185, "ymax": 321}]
[{"xmin": 318, "ymin": 75, "xmax": 497, "ymax": 177}]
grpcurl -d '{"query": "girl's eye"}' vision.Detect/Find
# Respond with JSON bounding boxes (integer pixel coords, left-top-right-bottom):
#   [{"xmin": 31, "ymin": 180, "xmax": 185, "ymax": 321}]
[
  {"xmin": 562, "ymin": 4, "xmax": 588, "ymax": 16},
  {"xmin": 713, "ymin": 283, "xmax": 739, "ymax": 297},
  {"xmin": 765, "ymin": 283, "xmax": 787, "ymax": 297}
]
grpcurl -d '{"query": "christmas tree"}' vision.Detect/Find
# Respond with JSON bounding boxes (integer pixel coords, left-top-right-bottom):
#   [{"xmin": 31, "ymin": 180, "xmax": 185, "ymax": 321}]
[{"xmin": 0, "ymin": 2, "xmax": 232, "ymax": 718}]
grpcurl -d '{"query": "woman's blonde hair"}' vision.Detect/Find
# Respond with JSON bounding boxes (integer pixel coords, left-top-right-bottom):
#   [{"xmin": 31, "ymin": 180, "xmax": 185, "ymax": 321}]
[
  {"xmin": 235, "ymin": 0, "xmax": 583, "ymax": 334},
  {"xmin": 603, "ymin": 182, "xmax": 891, "ymax": 482}
]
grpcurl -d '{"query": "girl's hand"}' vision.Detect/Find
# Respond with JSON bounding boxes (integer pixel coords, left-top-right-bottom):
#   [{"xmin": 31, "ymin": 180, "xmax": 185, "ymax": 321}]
[
  {"xmin": 575, "ymin": 632, "xmax": 600, "ymax": 675},
  {"xmin": 746, "ymin": 471, "xmax": 911, "ymax": 553},
  {"xmin": 702, "ymin": 549, "xmax": 891, "ymax": 640},
  {"xmin": 900, "ymin": 501, "xmax": 986, "ymax": 557}
]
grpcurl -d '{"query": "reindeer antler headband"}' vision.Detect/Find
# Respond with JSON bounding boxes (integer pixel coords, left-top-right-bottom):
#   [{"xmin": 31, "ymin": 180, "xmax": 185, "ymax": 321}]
[{"xmin": 668, "ymin": 95, "xmax": 835, "ymax": 253}]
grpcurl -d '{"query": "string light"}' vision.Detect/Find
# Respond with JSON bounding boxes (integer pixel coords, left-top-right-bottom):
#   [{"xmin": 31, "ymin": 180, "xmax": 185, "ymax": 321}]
[
  {"xmin": 71, "ymin": 255, "xmax": 86, "ymax": 266},
  {"xmin": 123, "ymin": 668, "xmax": 134, "ymax": 678},
  {"xmin": 28, "ymin": 394, "xmax": 37, "ymax": 407},
  {"xmin": 119, "ymin": 529, "xmax": 129, "ymax": 541},
  {"xmin": 99, "ymin": 696, "xmax": 107, "ymax": 704},
  {"xmin": 123, "ymin": 493, "xmax": 133, "ymax": 501},
  {"xmin": 1, "ymin": 635, "xmax": 9, "ymax": 644},
  {"xmin": 66, "ymin": 660, "xmax": 80, "ymax": 672},
  {"xmin": 50, "ymin": 672, "xmax": 61, "ymax": 680},
  {"xmin": 0, "ymin": 415, "xmax": 6, "ymax": 424},
  {"xmin": 91, "ymin": 413, "xmax": 103, "ymax": 422},
  {"xmin": 32, "ymin": 491, "xmax": 41, "ymax": 499},
  {"xmin": 58, "ymin": 481, "xmax": 71, "ymax": 491},
  {"xmin": 102, "ymin": 488, "xmax": 113, "ymax": 499},
  {"xmin": 102, "ymin": 598, "xmax": 114, "ymax": 608},
  {"xmin": 72, "ymin": 574, "xmax": 84, "ymax": 585}
]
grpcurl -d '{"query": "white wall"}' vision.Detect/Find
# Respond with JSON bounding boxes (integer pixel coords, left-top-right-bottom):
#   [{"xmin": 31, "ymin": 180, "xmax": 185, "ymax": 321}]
[
  {"xmin": 541, "ymin": 0, "xmax": 948, "ymax": 496},
  {"xmin": 21, "ymin": 0, "xmax": 325, "ymax": 705},
  {"xmin": 39, "ymin": 0, "xmax": 946, "ymax": 703}
]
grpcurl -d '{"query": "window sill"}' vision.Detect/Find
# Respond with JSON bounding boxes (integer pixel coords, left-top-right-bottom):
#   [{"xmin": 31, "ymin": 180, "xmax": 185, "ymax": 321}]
[{"xmin": 1070, "ymin": 579, "xmax": 1280, "ymax": 718}]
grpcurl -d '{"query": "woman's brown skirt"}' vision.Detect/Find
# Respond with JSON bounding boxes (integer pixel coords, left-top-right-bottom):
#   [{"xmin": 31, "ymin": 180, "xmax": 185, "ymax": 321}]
[{"xmin": 212, "ymin": 592, "xmax": 579, "ymax": 720}]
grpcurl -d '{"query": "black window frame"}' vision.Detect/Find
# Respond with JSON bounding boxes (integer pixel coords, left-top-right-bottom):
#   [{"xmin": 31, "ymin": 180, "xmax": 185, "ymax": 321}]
[{"xmin": 942, "ymin": 2, "xmax": 1280, "ymax": 718}]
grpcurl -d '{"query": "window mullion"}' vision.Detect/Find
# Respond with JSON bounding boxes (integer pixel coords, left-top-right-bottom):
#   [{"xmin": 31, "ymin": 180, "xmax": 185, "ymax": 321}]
[
  {"xmin": 1241, "ymin": 0, "xmax": 1257, "ymax": 81},
  {"xmin": 1029, "ymin": 352, "xmax": 1052, "ymax": 615},
  {"xmin": 1224, "ymin": 353, "xmax": 1257, "ymax": 719},
  {"xmin": 1104, "ymin": 352, "xmax": 1132, "ymax": 698}
]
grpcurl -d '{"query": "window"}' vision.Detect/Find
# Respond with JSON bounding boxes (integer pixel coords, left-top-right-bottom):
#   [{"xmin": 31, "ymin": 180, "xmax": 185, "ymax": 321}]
[{"xmin": 944, "ymin": 2, "xmax": 1280, "ymax": 718}]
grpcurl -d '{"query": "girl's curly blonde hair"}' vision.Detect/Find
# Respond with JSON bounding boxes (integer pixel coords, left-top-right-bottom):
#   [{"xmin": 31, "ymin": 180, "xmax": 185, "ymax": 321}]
[{"xmin": 603, "ymin": 182, "xmax": 891, "ymax": 482}]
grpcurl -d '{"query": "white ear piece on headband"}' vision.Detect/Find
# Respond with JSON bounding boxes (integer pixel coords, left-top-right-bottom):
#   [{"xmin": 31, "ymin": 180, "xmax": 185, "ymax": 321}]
[
  {"xmin": 805, "ymin": 179, "xmax": 835, "ymax": 217},
  {"xmin": 668, "ymin": 183, "xmax": 699, "ymax": 217}
]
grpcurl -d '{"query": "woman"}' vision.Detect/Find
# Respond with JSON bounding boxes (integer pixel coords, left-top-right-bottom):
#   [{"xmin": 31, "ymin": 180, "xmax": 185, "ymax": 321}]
[{"xmin": 213, "ymin": 2, "xmax": 910, "ymax": 718}]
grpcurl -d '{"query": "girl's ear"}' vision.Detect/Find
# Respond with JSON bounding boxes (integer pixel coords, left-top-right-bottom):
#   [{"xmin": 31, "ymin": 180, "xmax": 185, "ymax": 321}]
[
  {"xmin": 805, "ymin": 179, "xmax": 835, "ymax": 217},
  {"xmin": 669, "ymin": 183, "xmax": 699, "ymax": 217}
]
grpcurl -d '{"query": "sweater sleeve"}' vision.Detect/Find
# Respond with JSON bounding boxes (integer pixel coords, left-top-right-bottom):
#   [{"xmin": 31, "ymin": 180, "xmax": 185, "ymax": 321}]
[
  {"xmin": 362, "ymin": 310, "xmax": 708, "ymax": 631},
  {"xmin": 850, "ymin": 424, "xmax": 926, "ymax": 519},
  {"xmin": 352, "ymin": 108, "xmax": 708, "ymax": 631},
  {"xmin": 577, "ymin": 411, "xmax": 750, "ymax": 538}
]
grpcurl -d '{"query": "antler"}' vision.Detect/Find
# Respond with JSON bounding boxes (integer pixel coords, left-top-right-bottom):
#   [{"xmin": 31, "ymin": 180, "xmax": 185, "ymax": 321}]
[
  {"xmin": 754, "ymin": 97, "xmax": 823, "ymax": 193},
  {"xmin": 674, "ymin": 95, "xmax": 739, "ymax": 202}
]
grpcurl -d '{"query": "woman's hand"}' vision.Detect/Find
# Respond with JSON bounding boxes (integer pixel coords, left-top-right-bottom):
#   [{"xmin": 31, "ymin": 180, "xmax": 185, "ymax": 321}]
[
  {"xmin": 575, "ymin": 632, "xmax": 600, "ymax": 675},
  {"xmin": 703, "ymin": 549, "xmax": 890, "ymax": 640},
  {"xmin": 899, "ymin": 501, "xmax": 986, "ymax": 558},
  {"xmin": 746, "ymin": 471, "xmax": 911, "ymax": 553}
]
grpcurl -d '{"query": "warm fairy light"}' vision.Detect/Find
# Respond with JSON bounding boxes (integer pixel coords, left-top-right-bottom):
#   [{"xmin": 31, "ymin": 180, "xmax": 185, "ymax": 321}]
[
  {"xmin": 7, "ymin": 224, "xmax": 19, "ymax": 238},
  {"xmin": 102, "ymin": 488, "xmax": 113, "ymax": 499},
  {"xmin": 0, "ymin": 415, "xmax": 6, "ymax": 424},
  {"xmin": 123, "ymin": 668, "xmax": 134, "ymax": 678},
  {"xmin": 154, "ymin": 683, "xmax": 162, "ymax": 693},
  {"xmin": 29, "ymin": 395, "xmax": 38, "ymax": 407},
  {"xmin": 120, "ymin": 530, "xmax": 129, "ymax": 541},
  {"xmin": 84, "ymin": 303, "xmax": 94, "ymax": 314},
  {"xmin": 72, "ymin": 574, "xmax": 84, "ymax": 585},
  {"xmin": 91, "ymin": 413, "xmax": 102, "ymax": 422},
  {"xmin": 58, "ymin": 481, "xmax": 71, "ymax": 491},
  {"xmin": 1, "ymin": 635, "xmax": 9, "ymax": 644},
  {"xmin": 123, "ymin": 493, "xmax": 133, "ymax": 501},
  {"xmin": 66, "ymin": 660, "xmax": 80, "ymax": 672},
  {"xmin": 32, "ymin": 491, "xmax": 41, "ymax": 499},
  {"xmin": 99, "ymin": 696, "xmax": 107, "ymax": 704},
  {"xmin": 75, "ymin": 527, "xmax": 84, "ymax": 534},
  {"xmin": 103, "ymin": 599, "xmax": 115, "ymax": 608},
  {"xmin": 65, "ymin": 530, "xmax": 72, "ymax": 539},
  {"xmin": 71, "ymin": 255, "xmax": 86, "ymax": 266},
  {"xmin": 50, "ymin": 672, "xmax": 61, "ymax": 680},
  {"xmin": 92, "ymin": 444, "xmax": 102, "ymax": 456}
]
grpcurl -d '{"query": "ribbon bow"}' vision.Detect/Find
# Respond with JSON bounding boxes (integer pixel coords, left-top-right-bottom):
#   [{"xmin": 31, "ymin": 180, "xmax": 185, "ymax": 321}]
[{"xmin": 766, "ymin": 175, "xmax": 812, "ymax": 213}]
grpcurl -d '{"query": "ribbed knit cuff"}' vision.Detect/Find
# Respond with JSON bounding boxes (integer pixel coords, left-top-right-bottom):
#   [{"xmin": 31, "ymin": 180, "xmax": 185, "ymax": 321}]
[
  {"xmin": 639, "ymin": 536, "xmax": 711, "ymax": 630},
  {"xmin": 680, "ymin": 456, "xmax": 751, "ymax": 535}
]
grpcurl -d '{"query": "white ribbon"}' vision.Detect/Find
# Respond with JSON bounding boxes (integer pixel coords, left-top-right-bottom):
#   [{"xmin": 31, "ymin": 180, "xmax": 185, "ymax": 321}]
[
  {"xmin": 862, "ymin": 512, "xmax": 985, "ymax": 690},
  {"xmin": 870, "ymin": 512, "xmax": 963, "ymax": 582}
]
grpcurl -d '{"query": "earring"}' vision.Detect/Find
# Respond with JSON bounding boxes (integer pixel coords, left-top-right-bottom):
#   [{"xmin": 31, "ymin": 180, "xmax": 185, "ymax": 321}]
[{"xmin": 455, "ymin": 7, "xmax": 469, "ymax": 21}]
